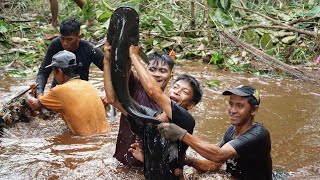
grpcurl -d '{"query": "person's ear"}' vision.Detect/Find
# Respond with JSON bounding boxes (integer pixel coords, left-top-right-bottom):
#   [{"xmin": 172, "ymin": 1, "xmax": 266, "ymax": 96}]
[{"xmin": 251, "ymin": 105, "xmax": 259, "ymax": 116}]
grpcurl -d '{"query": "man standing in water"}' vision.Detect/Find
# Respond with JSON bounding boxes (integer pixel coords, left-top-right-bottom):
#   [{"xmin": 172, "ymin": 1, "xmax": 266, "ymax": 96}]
[
  {"xmin": 26, "ymin": 50, "xmax": 109, "ymax": 136},
  {"xmin": 110, "ymin": 44, "xmax": 175, "ymax": 167},
  {"xmin": 159, "ymin": 85, "xmax": 272, "ymax": 180},
  {"xmin": 36, "ymin": 18, "xmax": 104, "ymax": 99},
  {"xmin": 103, "ymin": 43, "xmax": 203, "ymax": 179}
]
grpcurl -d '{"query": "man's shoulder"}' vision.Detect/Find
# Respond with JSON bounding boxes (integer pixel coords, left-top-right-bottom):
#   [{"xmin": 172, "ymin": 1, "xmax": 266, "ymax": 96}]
[
  {"xmin": 79, "ymin": 40, "xmax": 94, "ymax": 48},
  {"xmin": 251, "ymin": 123, "xmax": 270, "ymax": 136}
]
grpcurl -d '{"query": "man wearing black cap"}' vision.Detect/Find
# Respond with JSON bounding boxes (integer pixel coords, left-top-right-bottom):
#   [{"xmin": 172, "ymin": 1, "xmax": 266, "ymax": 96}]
[
  {"xmin": 26, "ymin": 50, "xmax": 110, "ymax": 136},
  {"xmin": 158, "ymin": 85, "xmax": 272, "ymax": 180}
]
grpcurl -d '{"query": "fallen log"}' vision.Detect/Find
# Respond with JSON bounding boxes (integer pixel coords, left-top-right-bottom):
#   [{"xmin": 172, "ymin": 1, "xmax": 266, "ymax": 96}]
[{"xmin": 218, "ymin": 30, "xmax": 320, "ymax": 85}]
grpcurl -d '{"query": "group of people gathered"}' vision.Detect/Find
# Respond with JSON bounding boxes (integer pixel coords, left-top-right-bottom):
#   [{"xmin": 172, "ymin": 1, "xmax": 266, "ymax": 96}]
[{"xmin": 25, "ymin": 18, "xmax": 272, "ymax": 180}]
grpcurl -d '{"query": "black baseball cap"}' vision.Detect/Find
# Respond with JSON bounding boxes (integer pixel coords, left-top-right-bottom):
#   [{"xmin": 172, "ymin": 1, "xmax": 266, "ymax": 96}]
[{"xmin": 223, "ymin": 85, "xmax": 260, "ymax": 104}]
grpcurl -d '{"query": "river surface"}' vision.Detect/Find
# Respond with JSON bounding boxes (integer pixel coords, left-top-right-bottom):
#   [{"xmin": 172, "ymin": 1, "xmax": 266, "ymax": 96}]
[{"xmin": 0, "ymin": 61, "xmax": 319, "ymax": 179}]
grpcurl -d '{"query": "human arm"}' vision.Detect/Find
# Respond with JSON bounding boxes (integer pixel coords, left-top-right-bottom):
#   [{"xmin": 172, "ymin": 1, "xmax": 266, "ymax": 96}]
[
  {"xmin": 158, "ymin": 123, "xmax": 237, "ymax": 163},
  {"xmin": 36, "ymin": 38, "xmax": 61, "ymax": 95},
  {"xmin": 103, "ymin": 42, "xmax": 128, "ymax": 116},
  {"xmin": 25, "ymin": 93, "xmax": 42, "ymax": 111},
  {"xmin": 183, "ymin": 155, "xmax": 221, "ymax": 172},
  {"xmin": 129, "ymin": 45, "xmax": 173, "ymax": 119},
  {"xmin": 91, "ymin": 43, "xmax": 104, "ymax": 71}
]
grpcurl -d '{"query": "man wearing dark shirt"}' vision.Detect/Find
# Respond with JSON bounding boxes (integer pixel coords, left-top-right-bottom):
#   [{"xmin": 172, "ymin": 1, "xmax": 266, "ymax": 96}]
[
  {"xmin": 36, "ymin": 18, "xmax": 103, "ymax": 96},
  {"xmin": 103, "ymin": 44, "xmax": 203, "ymax": 179},
  {"xmin": 159, "ymin": 85, "xmax": 272, "ymax": 180},
  {"xmin": 113, "ymin": 51, "xmax": 174, "ymax": 168}
]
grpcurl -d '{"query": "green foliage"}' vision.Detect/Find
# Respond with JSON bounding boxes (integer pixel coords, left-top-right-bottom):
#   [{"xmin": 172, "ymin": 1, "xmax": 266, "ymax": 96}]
[
  {"xmin": 82, "ymin": 0, "xmax": 95, "ymax": 22},
  {"xmin": 206, "ymin": 79, "xmax": 223, "ymax": 87},
  {"xmin": 209, "ymin": 52, "xmax": 224, "ymax": 68},
  {"xmin": 0, "ymin": 0, "xmax": 318, "ymax": 78}
]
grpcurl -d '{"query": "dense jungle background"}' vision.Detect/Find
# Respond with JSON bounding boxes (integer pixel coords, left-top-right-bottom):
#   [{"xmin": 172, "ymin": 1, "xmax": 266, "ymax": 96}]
[{"xmin": 0, "ymin": 0, "xmax": 319, "ymax": 84}]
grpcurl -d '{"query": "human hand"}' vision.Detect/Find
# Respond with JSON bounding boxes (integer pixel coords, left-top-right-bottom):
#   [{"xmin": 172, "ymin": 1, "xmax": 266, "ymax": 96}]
[
  {"xmin": 129, "ymin": 45, "xmax": 140, "ymax": 59},
  {"xmin": 36, "ymin": 93, "xmax": 43, "ymax": 98},
  {"xmin": 158, "ymin": 123, "xmax": 187, "ymax": 142},
  {"xmin": 128, "ymin": 141, "xmax": 144, "ymax": 162},
  {"xmin": 103, "ymin": 41, "xmax": 111, "ymax": 64}
]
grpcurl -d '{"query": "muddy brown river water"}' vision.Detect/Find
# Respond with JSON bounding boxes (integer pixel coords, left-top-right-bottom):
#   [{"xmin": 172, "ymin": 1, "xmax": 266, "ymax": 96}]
[{"xmin": 0, "ymin": 61, "xmax": 319, "ymax": 179}]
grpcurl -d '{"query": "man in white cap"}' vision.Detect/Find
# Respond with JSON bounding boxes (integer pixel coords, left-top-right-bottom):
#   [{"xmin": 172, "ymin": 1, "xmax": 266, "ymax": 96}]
[
  {"xmin": 158, "ymin": 85, "xmax": 272, "ymax": 180},
  {"xmin": 26, "ymin": 50, "xmax": 110, "ymax": 136}
]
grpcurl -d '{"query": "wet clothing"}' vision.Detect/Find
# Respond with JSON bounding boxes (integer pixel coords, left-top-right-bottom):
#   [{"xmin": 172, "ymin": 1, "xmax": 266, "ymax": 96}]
[
  {"xmin": 138, "ymin": 101, "xmax": 195, "ymax": 180},
  {"xmin": 220, "ymin": 123, "xmax": 272, "ymax": 180},
  {"xmin": 36, "ymin": 37, "xmax": 104, "ymax": 94},
  {"xmin": 39, "ymin": 79, "xmax": 109, "ymax": 136},
  {"xmin": 114, "ymin": 72, "xmax": 195, "ymax": 180},
  {"xmin": 113, "ymin": 72, "xmax": 159, "ymax": 167}
]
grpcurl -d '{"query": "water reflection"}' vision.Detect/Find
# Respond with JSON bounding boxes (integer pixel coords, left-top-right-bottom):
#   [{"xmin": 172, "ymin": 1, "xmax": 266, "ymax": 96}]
[{"xmin": 0, "ymin": 62, "xmax": 319, "ymax": 179}]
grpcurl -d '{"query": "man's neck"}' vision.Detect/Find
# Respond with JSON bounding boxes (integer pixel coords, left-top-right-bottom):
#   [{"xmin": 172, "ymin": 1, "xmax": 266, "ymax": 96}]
[{"xmin": 234, "ymin": 118, "xmax": 255, "ymax": 138}]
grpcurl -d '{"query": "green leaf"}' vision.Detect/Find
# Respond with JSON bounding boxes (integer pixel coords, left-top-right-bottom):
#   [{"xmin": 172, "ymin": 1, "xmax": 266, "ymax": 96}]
[
  {"xmin": 220, "ymin": 0, "xmax": 231, "ymax": 10},
  {"xmin": 158, "ymin": 13, "xmax": 173, "ymax": 30},
  {"xmin": 206, "ymin": 80, "xmax": 222, "ymax": 87},
  {"xmin": 156, "ymin": 24, "xmax": 169, "ymax": 36},
  {"xmin": 243, "ymin": 30, "xmax": 260, "ymax": 44},
  {"xmin": 215, "ymin": 8, "xmax": 233, "ymax": 25},
  {"xmin": 281, "ymin": 35, "xmax": 296, "ymax": 44},
  {"xmin": 0, "ymin": 25, "xmax": 7, "ymax": 34},
  {"xmin": 260, "ymin": 33, "xmax": 273, "ymax": 49},
  {"xmin": 97, "ymin": 10, "xmax": 112, "ymax": 21},
  {"xmin": 207, "ymin": 0, "xmax": 221, "ymax": 8},
  {"xmin": 307, "ymin": 5, "xmax": 320, "ymax": 17}
]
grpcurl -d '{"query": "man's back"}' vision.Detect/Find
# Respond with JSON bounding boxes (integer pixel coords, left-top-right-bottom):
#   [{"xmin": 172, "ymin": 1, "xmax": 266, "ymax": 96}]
[{"xmin": 39, "ymin": 79, "xmax": 109, "ymax": 136}]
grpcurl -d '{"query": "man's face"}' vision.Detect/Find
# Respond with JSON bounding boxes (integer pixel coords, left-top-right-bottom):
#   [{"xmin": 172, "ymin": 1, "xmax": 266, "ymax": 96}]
[
  {"xmin": 147, "ymin": 60, "xmax": 172, "ymax": 90},
  {"xmin": 60, "ymin": 34, "xmax": 80, "ymax": 51},
  {"xmin": 169, "ymin": 80, "xmax": 194, "ymax": 109},
  {"xmin": 227, "ymin": 95, "xmax": 257, "ymax": 126}
]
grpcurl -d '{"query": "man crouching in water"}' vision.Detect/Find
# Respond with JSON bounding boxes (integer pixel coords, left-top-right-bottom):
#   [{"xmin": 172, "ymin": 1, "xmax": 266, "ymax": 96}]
[
  {"xmin": 103, "ymin": 43, "xmax": 203, "ymax": 179},
  {"xmin": 26, "ymin": 50, "xmax": 110, "ymax": 136}
]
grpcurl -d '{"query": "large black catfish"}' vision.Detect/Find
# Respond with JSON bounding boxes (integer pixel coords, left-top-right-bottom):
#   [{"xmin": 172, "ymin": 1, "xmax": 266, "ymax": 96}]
[{"xmin": 107, "ymin": 7, "xmax": 161, "ymax": 125}]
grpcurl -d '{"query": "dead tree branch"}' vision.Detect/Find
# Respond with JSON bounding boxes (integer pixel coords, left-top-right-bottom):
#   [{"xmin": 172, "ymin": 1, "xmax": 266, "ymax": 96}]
[
  {"xmin": 232, "ymin": 4, "xmax": 291, "ymax": 28},
  {"xmin": 218, "ymin": 30, "xmax": 320, "ymax": 84},
  {"xmin": 288, "ymin": 16, "xmax": 320, "ymax": 25},
  {"xmin": 240, "ymin": 24, "xmax": 318, "ymax": 37}
]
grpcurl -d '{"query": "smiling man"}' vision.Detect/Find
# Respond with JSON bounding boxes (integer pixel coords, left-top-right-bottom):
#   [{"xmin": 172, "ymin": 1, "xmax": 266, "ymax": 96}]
[
  {"xmin": 103, "ymin": 44, "xmax": 203, "ymax": 179},
  {"xmin": 159, "ymin": 85, "xmax": 272, "ymax": 180},
  {"xmin": 36, "ymin": 18, "xmax": 104, "ymax": 98}
]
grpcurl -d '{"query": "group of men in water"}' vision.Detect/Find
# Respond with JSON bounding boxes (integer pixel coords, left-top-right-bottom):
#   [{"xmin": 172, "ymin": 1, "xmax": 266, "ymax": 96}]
[{"xmin": 25, "ymin": 17, "xmax": 272, "ymax": 180}]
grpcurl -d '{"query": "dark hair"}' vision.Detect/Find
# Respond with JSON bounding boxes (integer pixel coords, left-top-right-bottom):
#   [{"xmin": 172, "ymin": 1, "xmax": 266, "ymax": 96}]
[
  {"xmin": 247, "ymin": 96, "xmax": 260, "ymax": 108},
  {"xmin": 52, "ymin": 59, "xmax": 78, "ymax": 78},
  {"xmin": 173, "ymin": 74, "xmax": 202, "ymax": 105},
  {"xmin": 60, "ymin": 18, "xmax": 81, "ymax": 36},
  {"xmin": 148, "ymin": 51, "xmax": 174, "ymax": 70}
]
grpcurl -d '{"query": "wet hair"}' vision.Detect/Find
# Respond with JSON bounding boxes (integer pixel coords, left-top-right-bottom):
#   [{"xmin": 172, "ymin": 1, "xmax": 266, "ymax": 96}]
[
  {"xmin": 247, "ymin": 96, "xmax": 260, "ymax": 108},
  {"xmin": 147, "ymin": 51, "xmax": 174, "ymax": 71},
  {"xmin": 60, "ymin": 18, "xmax": 81, "ymax": 36},
  {"xmin": 173, "ymin": 74, "xmax": 202, "ymax": 105}
]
